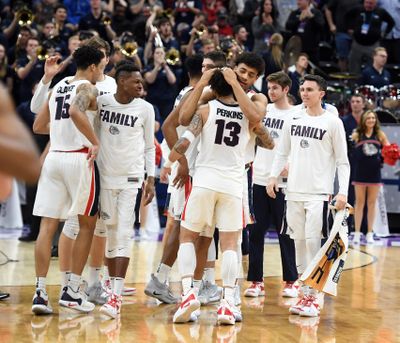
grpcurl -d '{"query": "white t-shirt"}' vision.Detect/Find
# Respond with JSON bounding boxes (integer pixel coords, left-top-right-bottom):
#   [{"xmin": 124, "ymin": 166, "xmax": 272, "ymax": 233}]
[
  {"xmin": 253, "ymin": 103, "xmax": 296, "ymax": 187},
  {"xmin": 96, "ymin": 94, "xmax": 155, "ymax": 189},
  {"xmin": 270, "ymin": 109, "xmax": 350, "ymax": 201},
  {"xmin": 193, "ymin": 99, "xmax": 250, "ymax": 198}
]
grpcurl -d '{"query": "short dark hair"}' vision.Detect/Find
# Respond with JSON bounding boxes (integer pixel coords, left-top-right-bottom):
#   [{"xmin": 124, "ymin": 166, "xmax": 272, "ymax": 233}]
[
  {"xmin": 86, "ymin": 36, "xmax": 111, "ymax": 57},
  {"xmin": 297, "ymin": 52, "xmax": 309, "ymax": 61},
  {"xmin": 185, "ymin": 54, "xmax": 203, "ymax": 79},
  {"xmin": 209, "ymin": 69, "xmax": 233, "ymax": 97},
  {"xmin": 233, "ymin": 25, "xmax": 245, "ymax": 35},
  {"xmin": 73, "ymin": 45, "xmax": 105, "ymax": 70},
  {"xmin": 303, "ymin": 74, "xmax": 327, "ymax": 92},
  {"xmin": 54, "ymin": 4, "xmax": 67, "ymax": 13},
  {"xmin": 351, "ymin": 93, "xmax": 366, "ymax": 102},
  {"xmin": 204, "ymin": 51, "xmax": 226, "ymax": 67},
  {"xmin": 115, "ymin": 60, "xmax": 141, "ymax": 82},
  {"xmin": 267, "ymin": 71, "xmax": 292, "ymax": 90},
  {"xmin": 235, "ymin": 52, "xmax": 265, "ymax": 76}
]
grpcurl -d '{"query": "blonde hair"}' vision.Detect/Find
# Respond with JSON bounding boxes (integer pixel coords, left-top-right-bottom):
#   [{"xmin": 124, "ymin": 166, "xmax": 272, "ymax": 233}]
[
  {"xmin": 269, "ymin": 33, "xmax": 283, "ymax": 69},
  {"xmin": 351, "ymin": 110, "xmax": 385, "ymax": 143}
]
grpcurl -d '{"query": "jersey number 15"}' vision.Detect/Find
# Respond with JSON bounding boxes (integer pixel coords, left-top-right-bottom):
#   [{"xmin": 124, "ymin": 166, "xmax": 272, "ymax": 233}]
[{"xmin": 55, "ymin": 95, "xmax": 71, "ymax": 120}]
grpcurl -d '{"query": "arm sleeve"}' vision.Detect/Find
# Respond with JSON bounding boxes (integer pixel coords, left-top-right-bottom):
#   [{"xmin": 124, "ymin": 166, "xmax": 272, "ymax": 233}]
[
  {"xmin": 333, "ymin": 120, "xmax": 350, "ymax": 196},
  {"xmin": 270, "ymin": 120, "xmax": 291, "ymax": 178},
  {"xmin": 30, "ymin": 77, "xmax": 51, "ymax": 113},
  {"xmin": 144, "ymin": 105, "xmax": 156, "ymax": 177}
]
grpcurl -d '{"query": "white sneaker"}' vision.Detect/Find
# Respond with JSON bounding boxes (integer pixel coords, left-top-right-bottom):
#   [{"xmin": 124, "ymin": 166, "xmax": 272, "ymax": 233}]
[
  {"xmin": 244, "ymin": 282, "xmax": 265, "ymax": 297},
  {"xmin": 173, "ymin": 289, "xmax": 200, "ymax": 323},
  {"xmin": 217, "ymin": 299, "xmax": 235, "ymax": 325},
  {"xmin": 234, "ymin": 284, "xmax": 241, "ymax": 306},
  {"xmin": 100, "ymin": 293, "xmax": 122, "ymax": 319},
  {"xmin": 299, "ymin": 295, "xmax": 320, "ymax": 317},
  {"xmin": 32, "ymin": 288, "xmax": 53, "ymax": 315},
  {"xmin": 59, "ymin": 286, "xmax": 95, "ymax": 313},
  {"xmin": 189, "ymin": 308, "xmax": 201, "ymax": 322},
  {"xmin": 366, "ymin": 232, "xmax": 375, "ymax": 244},
  {"xmin": 282, "ymin": 281, "xmax": 300, "ymax": 298},
  {"xmin": 289, "ymin": 295, "xmax": 309, "ymax": 315},
  {"xmin": 352, "ymin": 232, "xmax": 361, "ymax": 245}
]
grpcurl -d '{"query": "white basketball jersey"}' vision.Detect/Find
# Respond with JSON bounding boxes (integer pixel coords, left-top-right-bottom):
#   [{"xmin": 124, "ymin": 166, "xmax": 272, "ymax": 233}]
[
  {"xmin": 96, "ymin": 94, "xmax": 155, "ymax": 189},
  {"xmin": 253, "ymin": 104, "xmax": 296, "ymax": 187},
  {"xmin": 49, "ymin": 78, "xmax": 92, "ymax": 151},
  {"xmin": 193, "ymin": 99, "xmax": 250, "ymax": 198}
]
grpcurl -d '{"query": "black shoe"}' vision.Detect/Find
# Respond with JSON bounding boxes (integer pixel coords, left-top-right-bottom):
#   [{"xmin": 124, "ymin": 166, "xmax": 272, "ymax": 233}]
[
  {"xmin": 51, "ymin": 245, "xmax": 58, "ymax": 258},
  {"xmin": 0, "ymin": 291, "xmax": 10, "ymax": 300},
  {"xmin": 18, "ymin": 225, "xmax": 38, "ymax": 242}
]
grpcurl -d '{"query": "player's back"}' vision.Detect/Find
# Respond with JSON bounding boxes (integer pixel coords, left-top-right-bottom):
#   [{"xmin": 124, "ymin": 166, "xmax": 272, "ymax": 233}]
[
  {"xmin": 48, "ymin": 78, "xmax": 92, "ymax": 151},
  {"xmin": 194, "ymin": 99, "xmax": 250, "ymax": 198}
]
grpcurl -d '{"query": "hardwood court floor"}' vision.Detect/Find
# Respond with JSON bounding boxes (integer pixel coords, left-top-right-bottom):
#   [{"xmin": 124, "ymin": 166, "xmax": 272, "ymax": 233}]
[{"xmin": 0, "ymin": 240, "xmax": 399, "ymax": 343}]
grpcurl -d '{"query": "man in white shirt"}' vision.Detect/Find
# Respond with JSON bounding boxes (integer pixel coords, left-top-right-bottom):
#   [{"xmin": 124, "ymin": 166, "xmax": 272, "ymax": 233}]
[{"xmin": 267, "ymin": 74, "xmax": 350, "ymax": 317}]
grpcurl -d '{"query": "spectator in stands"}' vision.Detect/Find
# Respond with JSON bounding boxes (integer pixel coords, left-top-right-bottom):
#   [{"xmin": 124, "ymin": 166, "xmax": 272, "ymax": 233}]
[
  {"xmin": 51, "ymin": 4, "xmax": 75, "ymax": 45},
  {"xmin": 173, "ymin": 0, "xmax": 202, "ymax": 27},
  {"xmin": 33, "ymin": 0, "xmax": 59, "ymax": 27},
  {"xmin": 377, "ymin": 0, "xmax": 400, "ymax": 64},
  {"xmin": 288, "ymin": 53, "xmax": 309, "ymax": 104},
  {"xmin": 144, "ymin": 46, "xmax": 178, "ymax": 119},
  {"xmin": 78, "ymin": 0, "xmax": 117, "ymax": 43},
  {"xmin": 15, "ymin": 37, "xmax": 45, "ymax": 103},
  {"xmin": 263, "ymin": 32, "xmax": 284, "ymax": 75},
  {"xmin": 252, "ymin": 0, "xmax": 278, "ymax": 55},
  {"xmin": 0, "ymin": 44, "xmax": 14, "ymax": 93},
  {"xmin": 325, "ymin": 0, "xmax": 360, "ymax": 72},
  {"xmin": 286, "ymin": 0, "xmax": 325, "ymax": 64},
  {"xmin": 233, "ymin": 24, "xmax": 249, "ymax": 52},
  {"xmin": 7, "ymin": 26, "xmax": 32, "ymax": 66},
  {"xmin": 359, "ymin": 47, "xmax": 391, "ymax": 88},
  {"xmin": 157, "ymin": 17, "xmax": 180, "ymax": 51},
  {"xmin": 275, "ymin": 0, "xmax": 297, "ymax": 31},
  {"xmin": 216, "ymin": 7, "xmax": 233, "ymax": 37},
  {"xmin": 63, "ymin": 0, "xmax": 91, "ymax": 28},
  {"xmin": 346, "ymin": 0, "xmax": 394, "ymax": 74}
]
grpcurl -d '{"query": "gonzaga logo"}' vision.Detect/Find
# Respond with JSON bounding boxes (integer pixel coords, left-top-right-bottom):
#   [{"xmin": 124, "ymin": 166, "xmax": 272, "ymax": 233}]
[
  {"xmin": 300, "ymin": 139, "xmax": 309, "ymax": 148},
  {"xmin": 270, "ymin": 130, "xmax": 279, "ymax": 139},
  {"xmin": 109, "ymin": 125, "xmax": 120, "ymax": 135}
]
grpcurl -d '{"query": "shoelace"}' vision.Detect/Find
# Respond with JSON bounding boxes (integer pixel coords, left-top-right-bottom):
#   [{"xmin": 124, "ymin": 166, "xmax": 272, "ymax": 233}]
[
  {"xmin": 303, "ymin": 296, "xmax": 319, "ymax": 309},
  {"xmin": 108, "ymin": 295, "xmax": 121, "ymax": 309}
]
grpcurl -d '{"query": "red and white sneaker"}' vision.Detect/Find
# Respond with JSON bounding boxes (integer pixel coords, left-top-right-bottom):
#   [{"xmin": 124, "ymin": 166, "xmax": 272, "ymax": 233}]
[
  {"xmin": 100, "ymin": 293, "xmax": 122, "ymax": 319},
  {"xmin": 122, "ymin": 286, "xmax": 136, "ymax": 296},
  {"xmin": 173, "ymin": 289, "xmax": 200, "ymax": 323},
  {"xmin": 244, "ymin": 282, "xmax": 265, "ymax": 297},
  {"xmin": 289, "ymin": 295, "xmax": 309, "ymax": 315},
  {"xmin": 299, "ymin": 295, "xmax": 320, "ymax": 317},
  {"xmin": 217, "ymin": 299, "xmax": 236, "ymax": 325},
  {"xmin": 282, "ymin": 281, "xmax": 300, "ymax": 298}
]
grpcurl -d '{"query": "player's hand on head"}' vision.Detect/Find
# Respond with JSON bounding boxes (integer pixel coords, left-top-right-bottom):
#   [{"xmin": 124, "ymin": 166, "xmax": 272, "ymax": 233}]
[
  {"xmin": 266, "ymin": 177, "xmax": 278, "ymax": 198},
  {"xmin": 200, "ymin": 67, "xmax": 217, "ymax": 85},
  {"xmin": 221, "ymin": 67, "xmax": 239, "ymax": 86},
  {"xmin": 333, "ymin": 194, "xmax": 347, "ymax": 211}
]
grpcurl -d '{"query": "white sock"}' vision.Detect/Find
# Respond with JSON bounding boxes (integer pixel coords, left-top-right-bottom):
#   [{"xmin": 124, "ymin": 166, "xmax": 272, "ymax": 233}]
[
  {"xmin": 110, "ymin": 277, "xmax": 115, "ymax": 291},
  {"xmin": 224, "ymin": 287, "xmax": 235, "ymax": 305},
  {"xmin": 36, "ymin": 277, "xmax": 46, "ymax": 290},
  {"xmin": 236, "ymin": 242, "xmax": 243, "ymax": 279},
  {"xmin": 68, "ymin": 273, "xmax": 81, "ymax": 292},
  {"xmin": 178, "ymin": 242, "xmax": 196, "ymax": 294},
  {"xmin": 88, "ymin": 267, "xmax": 102, "ymax": 287},
  {"xmin": 204, "ymin": 268, "xmax": 215, "ymax": 284},
  {"xmin": 221, "ymin": 250, "xmax": 238, "ymax": 289},
  {"xmin": 207, "ymin": 238, "xmax": 216, "ymax": 261},
  {"xmin": 114, "ymin": 277, "xmax": 124, "ymax": 296},
  {"xmin": 103, "ymin": 265, "xmax": 110, "ymax": 282},
  {"xmin": 60, "ymin": 271, "xmax": 70, "ymax": 290},
  {"xmin": 192, "ymin": 279, "xmax": 202, "ymax": 296},
  {"xmin": 155, "ymin": 263, "xmax": 171, "ymax": 284}
]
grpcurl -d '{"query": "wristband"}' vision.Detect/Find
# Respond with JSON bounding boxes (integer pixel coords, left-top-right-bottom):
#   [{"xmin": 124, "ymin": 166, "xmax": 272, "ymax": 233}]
[
  {"xmin": 181, "ymin": 130, "xmax": 195, "ymax": 143},
  {"xmin": 164, "ymin": 157, "xmax": 173, "ymax": 168}
]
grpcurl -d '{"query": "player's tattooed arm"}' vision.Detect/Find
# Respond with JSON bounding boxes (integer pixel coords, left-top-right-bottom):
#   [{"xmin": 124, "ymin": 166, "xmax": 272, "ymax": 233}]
[
  {"xmin": 71, "ymin": 83, "xmax": 99, "ymax": 112},
  {"xmin": 253, "ymin": 122, "xmax": 274, "ymax": 150}
]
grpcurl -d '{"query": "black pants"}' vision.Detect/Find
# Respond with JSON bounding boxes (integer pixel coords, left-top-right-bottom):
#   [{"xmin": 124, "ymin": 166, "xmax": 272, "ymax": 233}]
[{"xmin": 247, "ymin": 184, "xmax": 297, "ymax": 282}]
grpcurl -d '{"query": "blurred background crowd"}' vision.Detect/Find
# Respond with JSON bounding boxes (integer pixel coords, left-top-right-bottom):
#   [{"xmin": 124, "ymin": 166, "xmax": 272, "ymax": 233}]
[{"xmin": 0, "ymin": 0, "xmax": 399, "ymax": 243}]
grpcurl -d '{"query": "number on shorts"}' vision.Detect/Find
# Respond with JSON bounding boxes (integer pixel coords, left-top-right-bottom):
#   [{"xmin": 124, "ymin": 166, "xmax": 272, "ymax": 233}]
[
  {"xmin": 55, "ymin": 94, "xmax": 71, "ymax": 120},
  {"xmin": 214, "ymin": 119, "xmax": 241, "ymax": 147}
]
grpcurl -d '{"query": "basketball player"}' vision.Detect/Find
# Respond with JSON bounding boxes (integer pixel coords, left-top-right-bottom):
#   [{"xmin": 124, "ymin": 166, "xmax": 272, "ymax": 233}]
[
  {"xmin": 267, "ymin": 74, "xmax": 350, "ymax": 317},
  {"xmin": 144, "ymin": 52, "xmax": 226, "ymax": 305},
  {"xmin": 165, "ymin": 69, "xmax": 272, "ymax": 325},
  {"xmin": 31, "ymin": 45, "xmax": 105, "ymax": 314},
  {"xmin": 93, "ymin": 61, "xmax": 155, "ymax": 318},
  {"xmin": 245, "ymin": 71, "xmax": 298, "ymax": 299},
  {"xmin": 178, "ymin": 52, "xmax": 268, "ymax": 306}
]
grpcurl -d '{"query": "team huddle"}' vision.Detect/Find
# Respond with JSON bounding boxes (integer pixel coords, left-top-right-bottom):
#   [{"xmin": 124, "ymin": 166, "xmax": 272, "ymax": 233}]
[{"xmin": 30, "ymin": 36, "xmax": 350, "ymax": 325}]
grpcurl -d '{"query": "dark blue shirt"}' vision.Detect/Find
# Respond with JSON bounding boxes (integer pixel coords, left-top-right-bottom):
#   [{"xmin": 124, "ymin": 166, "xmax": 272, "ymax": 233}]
[
  {"xmin": 16, "ymin": 57, "xmax": 45, "ymax": 103},
  {"xmin": 341, "ymin": 113, "xmax": 358, "ymax": 159},
  {"xmin": 360, "ymin": 65, "xmax": 391, "ymax": 88}
]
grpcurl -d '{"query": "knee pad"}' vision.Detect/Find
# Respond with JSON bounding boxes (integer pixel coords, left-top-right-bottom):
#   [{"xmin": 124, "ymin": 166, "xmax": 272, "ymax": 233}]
[
  {"xmin": 105, "ymin": 224, "xmax": 133, "ymax": 258},
  {"xmin": 94, "ymin": 219, "xmax": 107, "ymax": 238},
  {"xmin": 62, "ymin": 216, "xmax": 79, "ymax": 240},
  {"xmin": 207, "ymin": 238, "xmax": 216, "ymax": 262}
]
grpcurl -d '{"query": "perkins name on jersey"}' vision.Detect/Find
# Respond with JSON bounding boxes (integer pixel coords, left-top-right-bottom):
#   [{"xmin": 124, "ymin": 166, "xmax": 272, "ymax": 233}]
[
  {"xmin": 291, "ymin": 125, "xmax": 327, "ymax": 140},
  {"xmin": 100, "ymin": 109, "xmax": 138, "ymax": 127},
  {"xmin": 216, "ymin": 108, "xmax": 243, "ymax": 120}
]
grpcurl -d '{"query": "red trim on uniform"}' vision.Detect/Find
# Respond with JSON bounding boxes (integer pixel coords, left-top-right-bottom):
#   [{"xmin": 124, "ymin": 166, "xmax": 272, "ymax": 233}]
[
  {"xmin": 84, "ymin": 166, "xmax": 96, "ymax": 216},
  {"xmin": 181, "ymin": 187, "xmax": 192, "ymax": 222},
  {"xmin": 54, "ymin": 147, "xmax": 89, "ymax": 153},
  {"xmin": 184, "ymin": 178, "xmax": 192, "ymax": 199}
]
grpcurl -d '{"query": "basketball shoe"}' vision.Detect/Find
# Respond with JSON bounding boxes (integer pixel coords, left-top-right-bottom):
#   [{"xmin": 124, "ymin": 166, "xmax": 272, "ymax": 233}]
[
  {"xmin": 198, "ymin": 281, "xmax": 221, "ymax": 305},
  {"xmin": 144, "ymin": 273, "xmax": 178, "ymax": 304},
  {"xmin": 59, "ymin": 286, "xmax": 95, "ymax": 313},
  {"xmin": 217, "ymin": 299, "xmax": 236, "ymax": 325},
  {"xmin": 173, "ymin": 289, "xmax": 200, "ymax": 323},
  {"xmin": 100, "ymin": 293, "xmax": 122, "ymax": 319},
  {"xmin": 299, "ymin": 295, "xmax": 320, "ymax": 317},
  {"xmin": 87, "ymin": 281, "xmax": 108, "ymax": 305},
  {"xmin": 282, "ymin": 281, "xmax": 300, "ymax": 298},
  {"xmin": 32, "ymin": 288, "xmax": 53, "ymax": 315},
  {"xmin": 244, "ymin": 282, "xmax": 265, "ymax": 297}
]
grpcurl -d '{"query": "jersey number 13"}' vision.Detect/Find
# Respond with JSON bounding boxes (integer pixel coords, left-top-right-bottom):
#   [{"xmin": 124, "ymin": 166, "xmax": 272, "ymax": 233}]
[{"xmin": 214, "ymin": 119, "xmax": 241, "ymax": 147}]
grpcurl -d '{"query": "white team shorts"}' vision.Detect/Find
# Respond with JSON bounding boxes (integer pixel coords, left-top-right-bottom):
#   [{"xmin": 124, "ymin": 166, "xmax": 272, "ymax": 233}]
[
  {"xmin": 100, "ymin": 188, "xmax": 138, "ymax": 227},
  {"xmin": 170, "ymin": 179, "xmax": 192, "ymax": 220},
  {"xmin": 33, "ymin": 151, "xmax": 99, "ymax": 220},
  {"xmin": 62, "ymin": 216, "xmax": 107, "ymax": 240},
  {"xmin": 286, "ymin": 200, "xmax": 329, "ymax": 240},
  {"xmin": 181, "ymin": 186, "xmax": 242, "ymax": 237}
]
